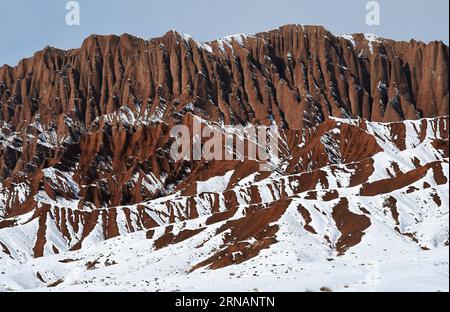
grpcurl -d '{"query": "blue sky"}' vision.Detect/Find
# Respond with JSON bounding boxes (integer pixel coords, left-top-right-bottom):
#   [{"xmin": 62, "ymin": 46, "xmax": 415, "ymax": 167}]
[{"xmin": 0, "ymin": 0, "xmax": 448, "ymax": 66}]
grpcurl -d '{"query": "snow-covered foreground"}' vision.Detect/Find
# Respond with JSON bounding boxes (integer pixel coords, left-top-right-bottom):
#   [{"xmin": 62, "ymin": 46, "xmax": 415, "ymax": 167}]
[
  {"xmin": 1, "ymin": 174, "xmax": 449, "ymax": 292},
  {"xmin": 0, "ymin": 221, "xmax": 448, "ymax": 292}
]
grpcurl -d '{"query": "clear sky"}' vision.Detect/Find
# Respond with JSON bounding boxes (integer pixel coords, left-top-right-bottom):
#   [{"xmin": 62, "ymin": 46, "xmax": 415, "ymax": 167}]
[{"xmin": 0, "ymin": 0, "xmax": 448, "ymax": 66}]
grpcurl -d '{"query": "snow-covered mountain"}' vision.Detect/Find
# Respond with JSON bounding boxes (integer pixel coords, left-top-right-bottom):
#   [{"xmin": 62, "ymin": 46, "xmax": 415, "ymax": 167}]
[{"xmin": 0, "ymin": 25, "xmax": 448, "ymax": 292}]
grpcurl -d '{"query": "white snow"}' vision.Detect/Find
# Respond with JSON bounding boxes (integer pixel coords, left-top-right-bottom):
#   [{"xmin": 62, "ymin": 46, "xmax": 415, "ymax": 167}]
[
  {"xmin": 364, "ymin": 33, "xmax": 381, "ymax": 53},
  {"xmin": 340, "ymin": 34, "xmax": 356, "ymax": 47},
  {"xmin": 197, "ymin": 170, "xmax": 234, "ymax": 194}
]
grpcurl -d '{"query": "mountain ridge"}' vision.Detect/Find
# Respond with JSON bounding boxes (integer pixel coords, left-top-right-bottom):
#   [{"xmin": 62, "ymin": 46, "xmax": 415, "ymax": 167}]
[
  {"xmin": 2, "ymin": 23, "xmax": 448, "ymax": 69},
  {"xmin": 1, "ymin": 24, "xmax": 448, "ymax": 128}
]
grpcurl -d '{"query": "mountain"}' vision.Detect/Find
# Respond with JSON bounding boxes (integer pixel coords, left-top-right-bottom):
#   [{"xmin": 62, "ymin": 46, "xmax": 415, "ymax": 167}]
[{"xmin": 0, "ymin": 24, "xmax": 448, "ymax": 292}]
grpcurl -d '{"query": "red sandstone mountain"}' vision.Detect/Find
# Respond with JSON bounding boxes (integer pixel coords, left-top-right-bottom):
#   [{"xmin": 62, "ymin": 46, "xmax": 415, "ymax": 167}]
[{"xmin": 0, "ymin": 25, "xmax": 448, "ymax": 291}]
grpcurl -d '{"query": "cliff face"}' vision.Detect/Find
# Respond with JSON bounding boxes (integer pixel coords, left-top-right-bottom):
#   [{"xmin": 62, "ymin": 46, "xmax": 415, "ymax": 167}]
[
  {"xmin": 1, "ymin": 25, "xmax": 448, "ymax": 129},
  {"xmin": 0, "ymin": 25, "xmax": 449, "ymax": 268}
]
